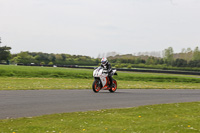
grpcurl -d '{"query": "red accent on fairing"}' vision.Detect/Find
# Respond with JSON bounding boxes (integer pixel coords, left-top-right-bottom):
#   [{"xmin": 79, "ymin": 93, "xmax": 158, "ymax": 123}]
[{"xmin": 103, "ymin": 86, "xmax": 110, "ymax": 90}]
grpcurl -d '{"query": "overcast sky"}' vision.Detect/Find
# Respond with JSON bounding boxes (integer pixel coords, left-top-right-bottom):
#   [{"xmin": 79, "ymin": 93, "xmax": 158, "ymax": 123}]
[{"xmin": 0, "ymin": 0, "xmax": 200, "ymax": 57}]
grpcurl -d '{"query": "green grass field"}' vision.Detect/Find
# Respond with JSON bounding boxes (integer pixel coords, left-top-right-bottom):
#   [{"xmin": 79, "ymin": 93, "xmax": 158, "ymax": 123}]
[
  {"xmin": 0, "ymin": 65, "xmax": 200, "ymax": 90},
  {"xmin": 0, "ymin": 102, "xmax": 199, "ymax": 133},
  {"xmin": 1, "ymin": 65, "xmax": 200, "ymax": 83},
  {"xmin": 1, "ymin": 77, "xmax": 200, "ymax": 90}
]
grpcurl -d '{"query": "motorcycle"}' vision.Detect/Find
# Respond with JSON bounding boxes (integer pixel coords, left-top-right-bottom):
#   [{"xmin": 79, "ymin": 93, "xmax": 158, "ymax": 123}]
[{"xmin": 92, "ymin": 66, "xmax": 117, "ymax": 93}]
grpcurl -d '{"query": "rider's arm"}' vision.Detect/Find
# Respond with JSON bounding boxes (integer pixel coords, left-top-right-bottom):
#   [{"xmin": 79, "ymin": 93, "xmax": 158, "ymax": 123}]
[{"xmin": 107, "ymin": 63, "xmax": 112, "ymax": 72}]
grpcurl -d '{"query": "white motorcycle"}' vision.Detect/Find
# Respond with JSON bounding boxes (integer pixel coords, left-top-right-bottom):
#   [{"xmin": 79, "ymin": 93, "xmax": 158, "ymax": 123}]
[{"xmin": 92, "ymin": 66, "xmax": 117, "ymax": 93}]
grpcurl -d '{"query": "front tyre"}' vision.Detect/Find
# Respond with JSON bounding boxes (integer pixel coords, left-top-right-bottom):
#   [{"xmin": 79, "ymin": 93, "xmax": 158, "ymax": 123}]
[
  {"xmin": 109, "ymin": 79, "xmax": 117, "ymax": 93},
  {"xmin": 92, "ymin": 80, "xmax": 101, "ymax": 93}
]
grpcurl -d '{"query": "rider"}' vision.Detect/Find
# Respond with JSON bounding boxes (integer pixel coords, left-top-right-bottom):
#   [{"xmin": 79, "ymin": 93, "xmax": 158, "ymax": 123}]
[{"xmin": 101, "ymin": 57, "xmax": 113, "ymax": 87}]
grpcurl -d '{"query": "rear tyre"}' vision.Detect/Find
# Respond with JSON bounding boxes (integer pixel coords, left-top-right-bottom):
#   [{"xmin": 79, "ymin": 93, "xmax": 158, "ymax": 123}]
[
  {"xmin": 109, "ymin": 79, "xmax": 117, "ymax": 93},
  {"xmin": 92, "ymin": 80, "xmax": 101, "ymax": 93}
]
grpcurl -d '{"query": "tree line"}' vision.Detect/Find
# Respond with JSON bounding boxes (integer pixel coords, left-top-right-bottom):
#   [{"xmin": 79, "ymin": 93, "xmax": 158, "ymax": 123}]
[
  {"xmin": 108, "ymin": 47, "xmax": 200, "ymax": 68},
  {"xmin": 0, "ymin": 46, "xmax": 200, "ymax": 68},
  {"xmin": 10, "ymin": 52, "xmax": 100, "ymax": 66}
]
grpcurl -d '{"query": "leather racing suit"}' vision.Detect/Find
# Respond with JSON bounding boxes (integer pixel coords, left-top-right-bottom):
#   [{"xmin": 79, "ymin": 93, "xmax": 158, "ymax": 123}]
[{"xmin": 101, "ymin": 62, "xmax": 113, "ymax": 87}]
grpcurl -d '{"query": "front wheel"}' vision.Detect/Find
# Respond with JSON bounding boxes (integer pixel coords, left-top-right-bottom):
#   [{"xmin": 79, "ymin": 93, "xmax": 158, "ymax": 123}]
[
  {"xmin": 92, "ymin": 80, "xmax": 101, "ymax": 93},
  {"xmin": 109, "ymin": 79, "xmax": 117, "ymax": 93}
]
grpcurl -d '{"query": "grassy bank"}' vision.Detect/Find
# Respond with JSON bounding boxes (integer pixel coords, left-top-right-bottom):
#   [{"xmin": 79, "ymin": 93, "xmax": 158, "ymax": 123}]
[
  {"xmin": 1, "ymin": 65, "xmax": 200, "ymax": 83},
  {"xmin": 0, "ymin": 102, "xmax": 199, "ymax": 133},
  {"xmin": 1, "ymin": 77, "xmax": 200, "ymax": 90}
]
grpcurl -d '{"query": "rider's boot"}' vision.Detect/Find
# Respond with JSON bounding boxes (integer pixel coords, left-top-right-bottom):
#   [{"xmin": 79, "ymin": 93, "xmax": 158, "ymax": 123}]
[{"xmin": 109, "ymin": 83, "xmax": 113, "ymax": 88}]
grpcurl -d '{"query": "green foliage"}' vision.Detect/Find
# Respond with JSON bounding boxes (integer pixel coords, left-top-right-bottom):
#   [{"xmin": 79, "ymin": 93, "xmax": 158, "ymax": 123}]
[
  {"xmin": 10, "ymin": 52, "xmax": 99, "ymax": 66},
  {"xmin": 115, "ymin": 64, "xmax": 121, "ymax": 68},
  {"xmin": 40, "ymin": 62, "xmax": 45, "ymax": 65},
  {"xmin": 1, "ymin": 102, "xmax": 200, "ymax": 132},
  {"xmin": 120, "ymin": 63, "xmax": 126, "ymax": 68},
  {"xmin": 193, "ymin": 47, "xmax": 200, "ymax": 61},
  {"xmin": 0, "ymin": 46, "xmax": 11, "ymax": 62},
  {"xmin": 14, "ymin": 52, "xmax": 36, "ymax": 64},
  {"xmin": 164, "ymin": 47, "xmax": 174, "ymax": 65},
  {"xmin": 127, "ymin": 64, "xmax": 132, "ymax": 69},
  {"xmin": 48, "ymin": 62, "xmax": 53, "ymax": 65},
  {"xmin": 188, "ymin": 60, "xmax": 200, "ymax": 67},
  {"xmin": 173, "ymin": 59, "xmax": 187, "ymax": 67}
]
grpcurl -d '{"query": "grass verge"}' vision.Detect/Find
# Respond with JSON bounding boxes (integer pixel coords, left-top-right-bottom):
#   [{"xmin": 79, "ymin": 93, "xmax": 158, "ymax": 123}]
[
  {"xmin": 0, "ymin": 102, "xmax": 200, "ymax": 133},
  {"xmin": 1, "ymin": 77, "xmax": 200, "ymax": 90},
  {"xmin": 1, "ymin": 65, "xmax": 200, "ymax": 83}
]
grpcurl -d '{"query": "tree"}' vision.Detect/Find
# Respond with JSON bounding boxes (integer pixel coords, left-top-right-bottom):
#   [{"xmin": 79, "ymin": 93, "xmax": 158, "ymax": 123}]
[
  {"xmin": 188, "ymin": 60, "xmax": 200, "ymax": 67},
  {"xmin": 193, "ymin": 47, "xmax": 200, "ymax": 61},
  {"xmin": 48, "ymin": 54, "xmax": 56, "ymax": 62},
  {"xmin": 0, "ymin": 46, "xmax": 12, "ymax": 63},
  {"xmin": 55, "ymin": 54, "xmax": 63, "ymax": 61},
  {"xmin": 127, "ymin": 64, "xmax": 132, "ymax": 69},
  {"xmin": 115, "ymin": 64, "xmax": 121, "ymax": 68},
  {"xmin": 163, "ymin": 47, "xmax": 174, "ymax": 65},
  {"xmin": 173, "ymin": 59, "xmax": 187, "ymax": 67},
  {"xmin": 40, "ymin": 62, "xmax": 45, "ymax": 65},
  {"xmin": 48, "ymin": 62, "xmax": 53, "ymax": 65},
  {"xmin": 17, "ymin": 52, "xmax": 35, "ymax": 64},
  {"xmin": 10, "ymin": 56, "xmax": 19, "ymax": 64},
  {"xmin": 146, "ymin": 57, "xmax": 155, "ymax": 65}
]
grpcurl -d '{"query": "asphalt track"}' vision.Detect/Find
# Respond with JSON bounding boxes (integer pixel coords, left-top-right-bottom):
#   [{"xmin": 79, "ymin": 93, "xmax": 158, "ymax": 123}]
[{"xmin": 0, "ymin": 89, "xmax": 200, "ymax": 119}]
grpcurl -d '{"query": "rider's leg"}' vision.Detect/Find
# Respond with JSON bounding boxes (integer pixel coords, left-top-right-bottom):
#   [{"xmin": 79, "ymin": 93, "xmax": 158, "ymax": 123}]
[{"xmin": 108, "ymin": 75, "xmax": 113, "ymax": 87}]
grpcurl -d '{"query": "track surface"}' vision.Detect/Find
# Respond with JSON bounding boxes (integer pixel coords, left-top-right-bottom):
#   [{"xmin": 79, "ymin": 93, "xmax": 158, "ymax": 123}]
[{"xmin": 0, "ymin": 89, "xmax": 200, "ymax": 119}]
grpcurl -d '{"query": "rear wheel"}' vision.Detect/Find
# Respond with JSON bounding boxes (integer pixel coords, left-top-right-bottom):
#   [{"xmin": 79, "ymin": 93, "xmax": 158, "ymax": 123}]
[
  {"xmin": 92, "ymin": 80, "xmax": 101, "ymax": 93},
  {"xmin": 109, "ymin": 80, "xmax": 117, "ymax": 93}
]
